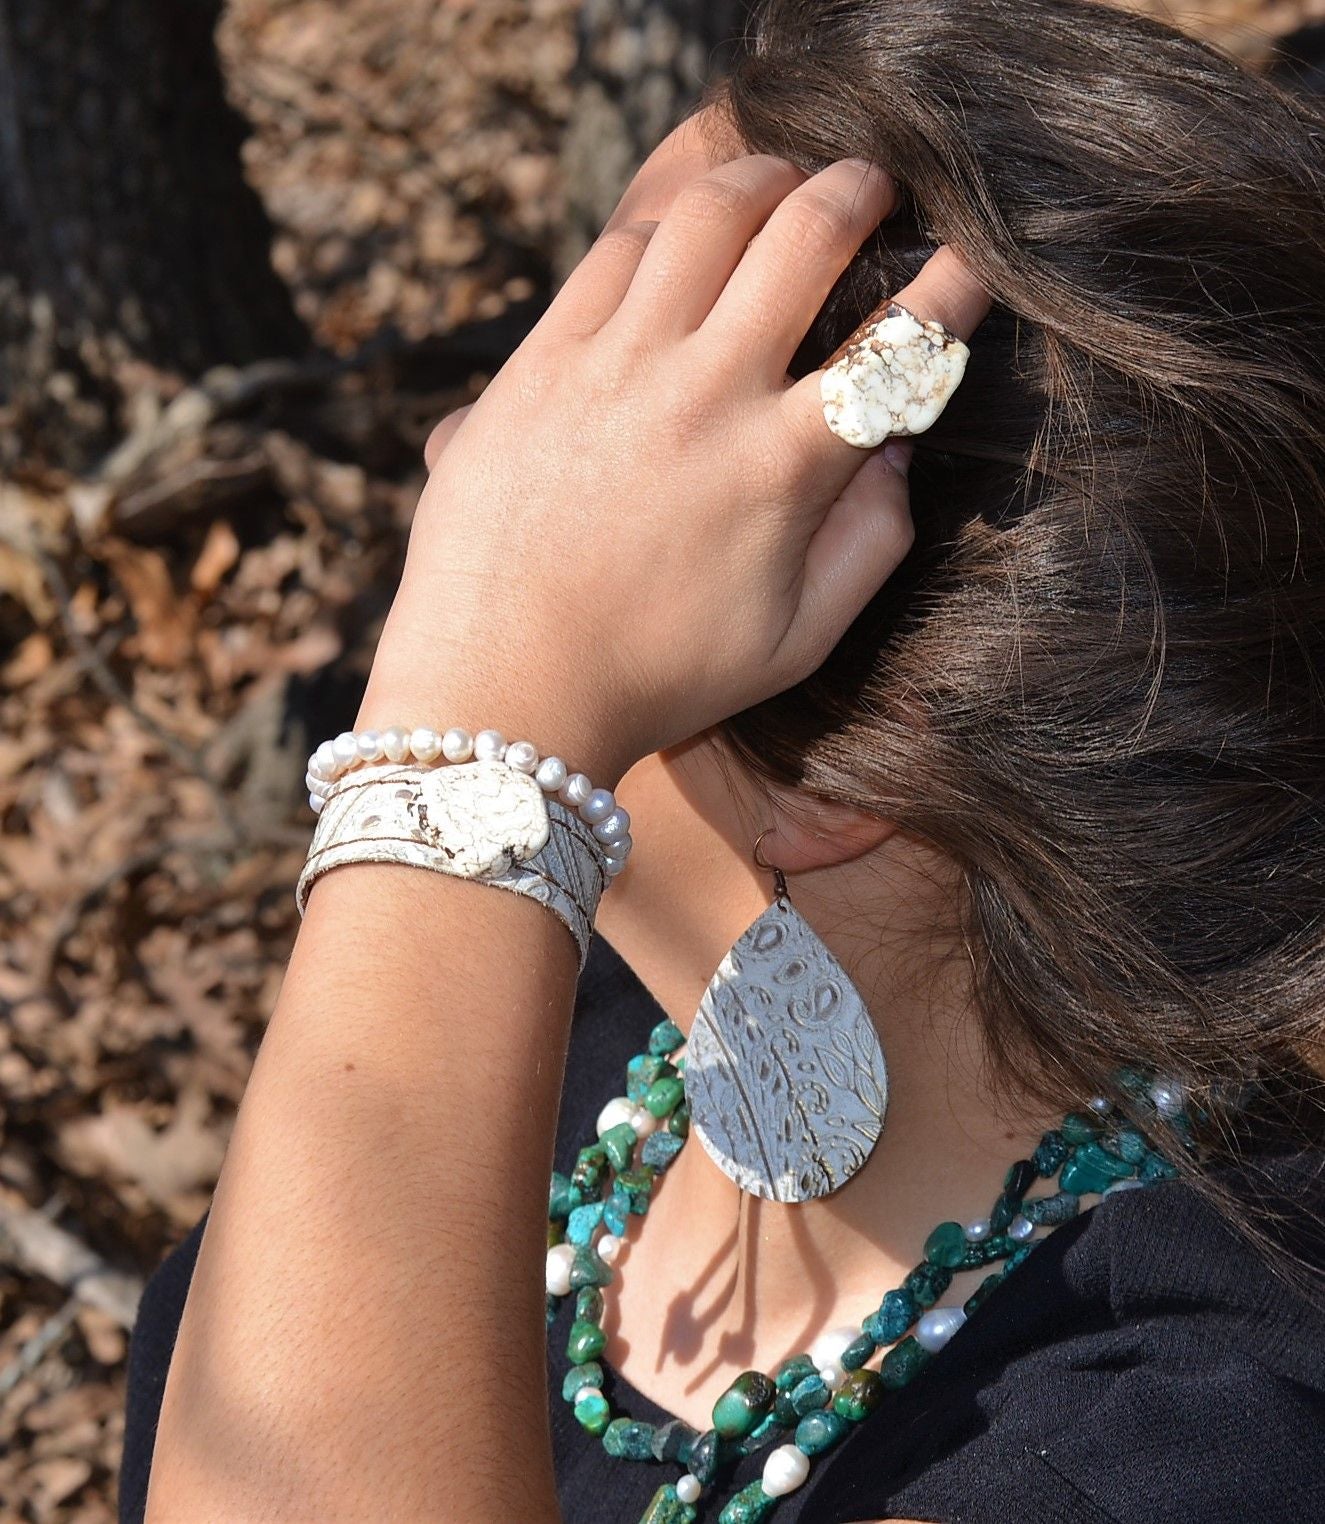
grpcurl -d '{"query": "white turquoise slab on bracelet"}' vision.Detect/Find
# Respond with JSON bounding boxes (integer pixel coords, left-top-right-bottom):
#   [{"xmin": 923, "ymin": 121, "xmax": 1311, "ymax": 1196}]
[{"xmin": 546, "ymin": 1050, "xmax": 1196, "ymax": 1524}]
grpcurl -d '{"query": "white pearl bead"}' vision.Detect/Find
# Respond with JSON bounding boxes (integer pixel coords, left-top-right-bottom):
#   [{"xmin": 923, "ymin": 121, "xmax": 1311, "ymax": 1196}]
[
  {"xmin": 818, "ymin": 1364, "xmax": 844, "ymax": 1390},
  {"xmin": 603, "ymin": 857, "xmax": 628, "ymax": 878},
  {"xmin": 305, "ymin": 771, "xmax": 328, "ymax": 796},
  {"xmin": 504, "ymin": 739, "xmax": 540, "ymax": 774},
  {"xmin": 808, "ymin": 1325, "xmax": 859, "ymax": 1372},
  {"xmin": 915, "ymin": 1306, "xmax": 967, "ymax": 1353},
  {"xmin": 1089, "ymin": 1095, "xmax": 1113, "ymax": 1115},
  {"xmin": 629, "ymin": 1106, "xmax": 658, "ymax": 1137},
  {"xmin": 382, "ymin": 726, "xmax": 411, "ymax": 763},
  {"xmin": 676, "ymin": 1475, "xmax": 702, "ymax": 1505},
  {"xmin": 597, "ymin": 1234, "xmax": 621, "ymax": 1265},
  {"xmin": 580, "ymin": 787, "xmax": 616, "ymax": 824},
  {"xmin": 1105, "ymin": 1177, "xmax": 1146, "ymax": 1194},
  {"xmin": 309, "ymin": 792, "xmax": 325, "ymax": 814},
  {"xmin": 1008, "ymin": 1214, "xmax": 1035, "ymax": 1242},
  {"xmin": 315, "ymin": 741, "xmax": 338, "ymax": 776},
  {"xmin": 561, "ymin": 772, "xmax": 593, "ymax": 807},
  {"xmin": 356, "ymin": 730, "xmax": 384, "ymax": 762},
  {"xmin": 596, "ymin": 1097, "xmax": 637, "ymax": 1138},
  {"xmin": 442, "ymin": 727, "xmax": 474, "ymax": 762},
  {"xmin": 545, "ymin": 1243, "xmax": 576, "ymax": 1297},
  {"xmin": 593, "ymin": 808, "xmax": 631, "ymax": 843},
  {"xmin": 473, "ymin": 728, "xmax": 507, "ymax": 761},
  {"xmin": 761, "ymin": 1444, "xmax": 810, "ymax": 1498},
  {"xmin": 332, "ymin": 731, "xmax": 359, "ymax": 766},
  {"xmin": 1150, "ymin": 1081, "xmax": 1184, "ymax": 1118},
  {"xmin": 410, "ymin": 727, "xmax": 442, "ymax": 763},
  {"xmin": 601, "ymin": 834, "xmax": 631, "ymax": 862},
  {"xmin": 964, "ymin": 1218, "xmax": 991, "ymax": 1242},
  {"xmin": 535, "ymin": 756, "xmax": 568, "ymax": 791}
]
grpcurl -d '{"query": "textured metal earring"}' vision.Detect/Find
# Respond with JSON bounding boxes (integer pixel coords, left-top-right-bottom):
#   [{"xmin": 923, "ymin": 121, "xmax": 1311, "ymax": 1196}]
[{"xmin": 683, "ymin": 831, "xmax": 890, "ymax": 1203}]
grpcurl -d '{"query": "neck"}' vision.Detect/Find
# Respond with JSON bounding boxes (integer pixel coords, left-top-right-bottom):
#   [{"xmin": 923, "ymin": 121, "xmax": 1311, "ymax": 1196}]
[{"xmin": 594, "ymin": 745, "xmax": 1065, "ymax": 1388}]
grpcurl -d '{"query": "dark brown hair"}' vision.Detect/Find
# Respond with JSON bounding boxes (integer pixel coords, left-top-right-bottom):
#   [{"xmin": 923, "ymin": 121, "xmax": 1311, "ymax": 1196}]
[{"xmin": 712, "ymin": 0, "xmax": 1325, "ymax": 1258}]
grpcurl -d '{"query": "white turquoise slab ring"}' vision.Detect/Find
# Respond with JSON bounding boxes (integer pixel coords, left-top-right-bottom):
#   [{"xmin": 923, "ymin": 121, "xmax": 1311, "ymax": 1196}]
[{"xmin": 819, "ymin": 301, "xmax": 970, "ymax": 449}]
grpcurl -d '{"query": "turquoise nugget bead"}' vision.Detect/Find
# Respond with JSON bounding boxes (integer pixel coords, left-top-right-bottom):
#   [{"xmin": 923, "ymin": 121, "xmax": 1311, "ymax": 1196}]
[
  {"xmin": 648, "ymin": 1018, "xmax": 686, "ymax": 1056},
  {"xmin": 789, "ymin": 1373, "xmax": 830, "ymax": 1415},
  {"xmin": 1061, "ymin": 1110, "xmax": 1101, "ymax": 1145},
  {"xmin": 833, "ymin": 1367, "xmax": 884, "ymax": 1422},
  {"xmin": 670, "ymin": 1104, "xmax": 691, "ymax": 1138},
  {"xmin": 645, "ymin": 1076, "xmax": 686, "ymax": 1118},
  {"xmin": 1141, "ymin": 1152, "xmax": 1179, "ymax": 1181},
  {"xmin": 615, "ymin": 1167, "xmax": 655, "ymax": 1213},
  {"xmin": 923, "ymin": 1220, "xmax": 967, "ymax": 1269},
  {"xmin": 903, "ymin": 1262, "xmax": 952, "ymax": 1309},
  {"xmin": 603, "ymin": 1417, "xmax": 656, "ymax": 1460},
  {"xmin": 774, "ymin": 1354, "xmax": 817, "ymax": 1391},
  {"xmin": 863, "ymin": 1287, "xmax": 918, "ymax": 1344},
  {"xmin": 549, "ymin": 1171, "xmax": 578, "ymax": 1220},
  {"xmin": 627, "ymin": 1054, "xmax": 671, "ymax": 1101},
  {"xmin": 575, "ymin": 1287, "xmax": 604, "ymax": 1323},
  {"xmin": 796, "ymin": 1408, "xmax": 850, "ymax": 1455},
  {"xmin": 880, "ymin": 1335, "xmax": 931, "ymax": 1389},
  {"xmin": 574, "ymin": 1388, "xmax": 611, "ymax": 1436},
  {"xmin": 640, "ymin": 1484, "xmax": 698, "ymax": 1524},
  {"xmin": 567, "ymin": 1202, "xmax": 605, "ymax": 1246},
  {"xmin": 687, "ymin": 1429, "xmax": 721, "ymax": 1485},
  {"xmin": 571, "ymin": 1144, "xmax": 608, "ymax": 1198},
  {"xmin": 569, "ymin": 1246, "xmax": 612, "ymax": 1289},
  {"xmin": 718, "ymin": 1481, "xmax": 778, "ymax": 1524},
  {"xmin": 562, "ymin": 1361, "xmax": 603, "ymax": 1401},
  {"xmin": 841, "ymin": 1332, "xmax": 877, "ymax": 1371},
  {"xmin": 567, "ymin": 1319, "xmax": 607, "ymax": 1364},
  {"xmin": 600, "ymin": 1122, "xmax": 638, "ymax": 1172},
  {"xmin": 1031, "ymin": 1129, "xmax": 1069, "ymax": 1176},
  {"xmin": 1022, "ymin": 1191, "xmax": 1079, "ymax": 1226},
  {"xmin": 641, "ymin": 1131, "xmax": 685, "ymax": 1170},
  {"xmin": 604, "ymin": 1192, "xmax": 630, "ymax": 1235},
  {"xmin": 650, "ymin": 1419, "xmax": 699, "ymax": 1463},
  {"xmin": 712, "ymin": 1370, "xmax": 775, "ymax": 1439}
]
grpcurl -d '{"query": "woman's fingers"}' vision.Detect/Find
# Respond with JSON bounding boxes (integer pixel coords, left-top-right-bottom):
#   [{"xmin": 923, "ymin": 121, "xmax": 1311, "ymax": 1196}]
[
  {"xmin": 535, "ymin": 107, "xmax": 723, "ymax": 341},
  {"xmin": 705, "ymin": 158, "xmax": 897, "ymax": 378},
  {"xmin": 777, "ymin": 245, "xmax": 992, "ymax": 509},
  {"xmin": 606, "ymin": 154, "xmax": 808, "ymax": 337}
]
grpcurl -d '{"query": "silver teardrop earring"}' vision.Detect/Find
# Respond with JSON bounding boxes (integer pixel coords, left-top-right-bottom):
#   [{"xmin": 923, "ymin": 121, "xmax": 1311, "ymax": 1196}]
[{"xmin": 683, "ymin": 830, "xmax": 889, "ymax": 1204}]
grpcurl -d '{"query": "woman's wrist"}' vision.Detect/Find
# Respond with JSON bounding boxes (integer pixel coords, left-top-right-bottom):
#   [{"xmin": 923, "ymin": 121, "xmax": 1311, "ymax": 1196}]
[{"xmin": 356, "ymin": 626, "xmax": 639, "ymax": 792}]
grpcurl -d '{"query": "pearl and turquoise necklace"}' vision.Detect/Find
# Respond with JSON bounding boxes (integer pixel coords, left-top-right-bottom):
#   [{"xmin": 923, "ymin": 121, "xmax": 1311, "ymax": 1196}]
[{"xmin": 546, "ymin": 1019, "xmax": 1193, "ymax": 1524}]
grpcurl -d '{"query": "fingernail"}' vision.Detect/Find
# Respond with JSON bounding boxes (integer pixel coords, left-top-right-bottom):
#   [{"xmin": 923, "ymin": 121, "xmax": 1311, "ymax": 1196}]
[{"xmin": 882, "ymin": 440, "xmax": 913, "ymax": 479}]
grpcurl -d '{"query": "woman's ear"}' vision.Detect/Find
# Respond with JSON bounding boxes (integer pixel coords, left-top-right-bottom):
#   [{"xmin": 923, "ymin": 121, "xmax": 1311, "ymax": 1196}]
[{"xmin": 757, "ymin": 786, "xmax": 898, "ymax": 874}]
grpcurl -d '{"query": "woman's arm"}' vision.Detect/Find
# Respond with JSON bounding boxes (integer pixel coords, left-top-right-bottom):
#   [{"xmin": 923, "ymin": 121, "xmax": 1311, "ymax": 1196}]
[{"xmin": 145, "ymin": 116, "xmax": 986, "ymax": 1519}]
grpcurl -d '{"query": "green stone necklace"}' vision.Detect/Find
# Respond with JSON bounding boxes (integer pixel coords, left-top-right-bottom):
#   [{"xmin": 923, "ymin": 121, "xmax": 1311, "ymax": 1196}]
[{"xmin": 546, "ymin": 1019, "xmax": 1192, "ymax": 1524}]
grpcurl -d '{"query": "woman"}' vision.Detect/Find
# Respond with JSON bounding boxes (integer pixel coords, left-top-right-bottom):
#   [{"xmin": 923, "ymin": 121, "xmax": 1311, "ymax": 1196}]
[{"xmin": 120, "ymin": 1, "xmax": 1325, "ymax": 1520}]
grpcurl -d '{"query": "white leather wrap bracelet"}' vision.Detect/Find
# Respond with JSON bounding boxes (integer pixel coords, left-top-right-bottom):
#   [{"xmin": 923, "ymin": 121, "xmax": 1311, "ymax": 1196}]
[{"xmin": 297, "ymin": 726, "xmax": 627, "ymax": 973}]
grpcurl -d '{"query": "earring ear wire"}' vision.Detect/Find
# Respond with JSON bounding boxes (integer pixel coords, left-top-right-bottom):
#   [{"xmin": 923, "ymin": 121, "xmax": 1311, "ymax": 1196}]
[{"xmin": 752, "ymin": 828, "xmax": 789, "ymax": 905}]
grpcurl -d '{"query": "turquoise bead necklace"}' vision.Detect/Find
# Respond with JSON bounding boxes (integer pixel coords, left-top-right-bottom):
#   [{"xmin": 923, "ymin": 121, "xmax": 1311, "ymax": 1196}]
[{"xmin": 546, "ymin": 1018, "xmax": 1194, "ymax": 1524}]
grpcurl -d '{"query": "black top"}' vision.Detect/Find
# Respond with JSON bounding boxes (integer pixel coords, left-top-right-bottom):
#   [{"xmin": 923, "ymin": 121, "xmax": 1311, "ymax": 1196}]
[{"xmin": 121, "ymin": 933, "xmax": 1325, "ymax": 1523}]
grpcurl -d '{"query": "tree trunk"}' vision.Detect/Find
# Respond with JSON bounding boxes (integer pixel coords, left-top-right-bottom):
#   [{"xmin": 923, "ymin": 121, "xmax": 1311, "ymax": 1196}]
[
  {"xmin": 557, "ymin": 0, "xmax": 749, "ymax": 277},
  {"xmin": 0, "ymin": 0, "xmax": 305, "ymax": 472}
]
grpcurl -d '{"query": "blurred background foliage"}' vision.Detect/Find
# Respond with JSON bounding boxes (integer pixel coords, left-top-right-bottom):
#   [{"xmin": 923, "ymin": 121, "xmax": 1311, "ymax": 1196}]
[{"xmin": 0, "ymin": 2, "xmax": 1320, "ymax": 1518}]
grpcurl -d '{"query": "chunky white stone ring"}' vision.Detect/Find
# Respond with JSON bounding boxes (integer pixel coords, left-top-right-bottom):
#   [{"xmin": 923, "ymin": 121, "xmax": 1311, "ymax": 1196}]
[{"xmin": 819, "ymin": 301, "xmax": 970, "ymax": 449}]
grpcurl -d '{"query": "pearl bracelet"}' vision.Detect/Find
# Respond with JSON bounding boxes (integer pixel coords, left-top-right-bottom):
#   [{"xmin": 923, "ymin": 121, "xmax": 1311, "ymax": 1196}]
[{"xmin": 305, "ymin": 725, "xmax": 633, "ymax": 882}]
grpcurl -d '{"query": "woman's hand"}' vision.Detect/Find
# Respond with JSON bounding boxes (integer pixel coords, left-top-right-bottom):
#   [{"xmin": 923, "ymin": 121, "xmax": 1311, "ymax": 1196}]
[{"xmin": 364, "ymin": 123, "xmax": 989, "ymax": 785}]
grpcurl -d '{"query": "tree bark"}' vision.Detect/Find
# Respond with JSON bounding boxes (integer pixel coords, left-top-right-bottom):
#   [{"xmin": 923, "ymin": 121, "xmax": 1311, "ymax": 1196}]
[
  {"xmin": 556, "ymin": 0, "xmax": 750, "ymax": 277},
  {"xmin": 0, "ymin": 0, "xmax": 305, "ymax": 472}
]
